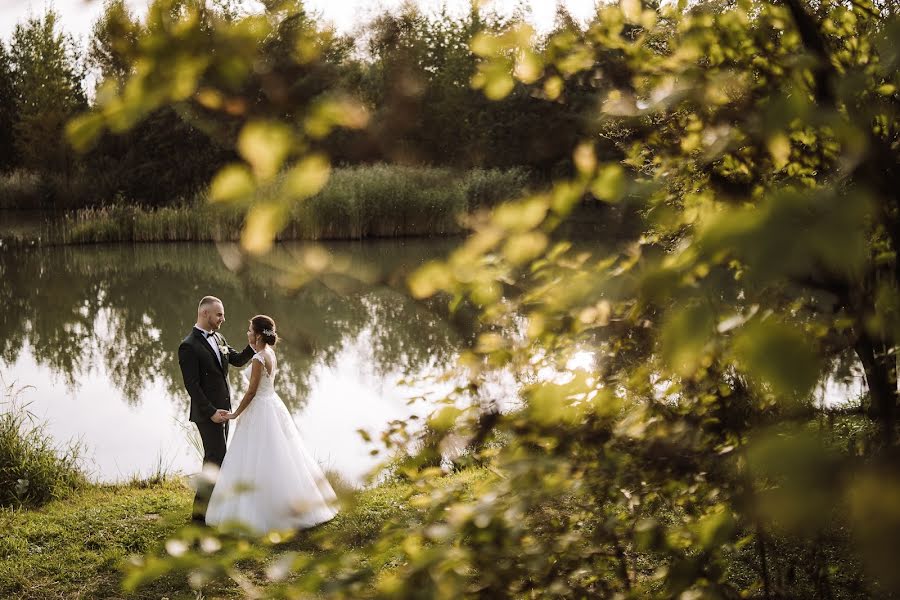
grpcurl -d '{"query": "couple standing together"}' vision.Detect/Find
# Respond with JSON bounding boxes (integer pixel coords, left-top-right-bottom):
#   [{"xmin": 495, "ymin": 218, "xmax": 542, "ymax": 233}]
[{"xmin": 178, "ymin": 295, "xmax": 338, "ymax": 533}]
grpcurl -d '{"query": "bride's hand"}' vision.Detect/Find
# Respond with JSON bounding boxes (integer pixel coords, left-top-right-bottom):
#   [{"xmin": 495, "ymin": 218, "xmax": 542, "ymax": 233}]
[{"xmin": 226, "ymin": 412, "xmax": 238, "ymax": 419}]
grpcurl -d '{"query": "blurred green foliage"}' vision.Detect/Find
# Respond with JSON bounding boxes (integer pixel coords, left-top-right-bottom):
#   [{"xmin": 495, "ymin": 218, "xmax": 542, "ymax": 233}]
[{"xmin": 42, "ymin": 0, "xmax": 900, "ymax": 596}]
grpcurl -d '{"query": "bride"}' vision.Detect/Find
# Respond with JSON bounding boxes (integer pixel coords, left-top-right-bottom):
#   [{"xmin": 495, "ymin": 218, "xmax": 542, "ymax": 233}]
[{"xmin": 205, "ymin": 315, "xmax": 338, "ymax": 534}]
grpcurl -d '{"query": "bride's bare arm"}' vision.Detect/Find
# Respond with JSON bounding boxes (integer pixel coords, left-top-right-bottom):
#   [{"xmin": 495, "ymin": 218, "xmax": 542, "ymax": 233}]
[{"xmin": 229, "ymin": 359, "xmax": 262, "ymax": 418}]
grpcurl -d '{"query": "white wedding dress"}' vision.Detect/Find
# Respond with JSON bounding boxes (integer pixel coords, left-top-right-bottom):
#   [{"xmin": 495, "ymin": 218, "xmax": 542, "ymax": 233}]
[{"xmin": 206, "ymin": 350, "xmax": 338, "ymax": 534}]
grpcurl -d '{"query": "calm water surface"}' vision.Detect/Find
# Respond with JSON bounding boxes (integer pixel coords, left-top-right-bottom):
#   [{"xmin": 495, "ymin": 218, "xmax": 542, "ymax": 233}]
[
  {"xmin": 0, "ymin": 239, "xmax": 470, "ymax": 484},
  {"xmin": 0, "ymin": 222, "xmax": 866, "ymax": 484}
]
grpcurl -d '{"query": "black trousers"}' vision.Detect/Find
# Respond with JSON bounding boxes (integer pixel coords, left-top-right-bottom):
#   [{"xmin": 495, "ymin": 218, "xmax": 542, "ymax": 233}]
[{"xmin": 192, "ymin": 419, "xmax": 229, "ymax": 520}]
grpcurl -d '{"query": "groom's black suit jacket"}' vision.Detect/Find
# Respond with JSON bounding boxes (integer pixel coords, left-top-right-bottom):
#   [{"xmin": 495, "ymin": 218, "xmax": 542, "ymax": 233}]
[{"xmin": 179, "ymin": 328, "xmax": 255, "ymax": 423}]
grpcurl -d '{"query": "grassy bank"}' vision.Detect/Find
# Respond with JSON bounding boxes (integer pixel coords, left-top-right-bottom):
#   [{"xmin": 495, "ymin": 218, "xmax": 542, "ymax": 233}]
[
  {"xmin": 0, "ymin": 165, "xmax": 531, "ymax": 244},
  {"xmin": 0, "ymin": 382, "xmax": 486, "ymax": 598},
  {"xmin": 0, "ymin": 479, "xmax": 190, "ymax": 599},
  {"xmin": 0, "ymin": 470, "xmax": 485, "ymax": 599}
]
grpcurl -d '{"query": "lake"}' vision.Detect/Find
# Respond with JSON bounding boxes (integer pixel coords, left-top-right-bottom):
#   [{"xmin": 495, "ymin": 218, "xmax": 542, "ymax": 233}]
[
  {"xmin": 0, "ymin": 222, "xmax": 866, "ymax": 485},
  {"xmin": 0, "ymin": 238, "xmax": 475, "ymax": 484}
]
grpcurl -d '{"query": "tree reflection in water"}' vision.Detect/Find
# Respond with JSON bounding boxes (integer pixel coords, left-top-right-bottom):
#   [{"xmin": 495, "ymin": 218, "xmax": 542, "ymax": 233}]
[{"xmin": 0, "ymin": 240, "xmax": 465, "ymax": 414}]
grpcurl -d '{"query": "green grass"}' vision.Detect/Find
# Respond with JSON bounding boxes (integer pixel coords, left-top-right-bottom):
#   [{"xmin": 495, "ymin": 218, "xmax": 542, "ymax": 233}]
[
  {"xmin": 0, "ymin": 469, "xmax": 485, "ymax": 599},
  {"xmin": 0, "ymin": 478, "xmax": 191, "ymax": 599}
]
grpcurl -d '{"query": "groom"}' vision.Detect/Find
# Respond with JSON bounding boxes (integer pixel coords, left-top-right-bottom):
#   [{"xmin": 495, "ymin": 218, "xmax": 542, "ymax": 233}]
[{"xmin": 178, "ymin": 295, "xmax": 255, "ymax": 522}]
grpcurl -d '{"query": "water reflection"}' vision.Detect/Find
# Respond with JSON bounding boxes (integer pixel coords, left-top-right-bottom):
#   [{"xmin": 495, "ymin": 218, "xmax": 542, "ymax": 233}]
[
  {"xmin": 3, "ymin": 237, "xmax": 864, "ymax": 483},
  {"xmin": 0, "ymin": 240, "xmax": 465, "ymax": 482}
]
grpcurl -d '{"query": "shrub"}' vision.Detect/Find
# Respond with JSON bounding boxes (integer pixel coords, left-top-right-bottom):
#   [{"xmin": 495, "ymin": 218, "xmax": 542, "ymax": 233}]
[
  {"xmin": 0, "ymin": 381, "xmax": 86, "ymax": 508},
  {"xmin": 0, "ymin": 169, "xmax": 97, "ymax": 210}
]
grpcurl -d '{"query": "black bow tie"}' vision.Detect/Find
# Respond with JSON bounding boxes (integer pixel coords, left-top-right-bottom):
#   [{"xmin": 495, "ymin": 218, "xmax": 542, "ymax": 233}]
[{"xmin": 205, "ymin": 331, "xmax": 215, "ymax": 338}]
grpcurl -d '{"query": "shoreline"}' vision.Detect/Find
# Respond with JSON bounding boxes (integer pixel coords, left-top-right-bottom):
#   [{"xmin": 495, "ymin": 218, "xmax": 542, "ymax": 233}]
[
  {"xmin": 0, "ymin": 164, "xmax": 532, "ymax": 246},
  {"xmin": 0, "ymin": 202, "xmax": 616, "ymax": 248}
]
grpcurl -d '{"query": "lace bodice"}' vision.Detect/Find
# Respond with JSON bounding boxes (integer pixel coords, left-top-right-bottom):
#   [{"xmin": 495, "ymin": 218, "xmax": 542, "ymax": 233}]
[{"xmin": 249, "ymin": 351, "xmax": 277, "ymax": 396}]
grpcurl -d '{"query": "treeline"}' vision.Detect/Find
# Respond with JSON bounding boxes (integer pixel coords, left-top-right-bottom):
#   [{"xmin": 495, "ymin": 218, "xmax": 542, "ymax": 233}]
[{"xmin": 0, "ymin": 0, "xmax": 599, "ymax": 208}]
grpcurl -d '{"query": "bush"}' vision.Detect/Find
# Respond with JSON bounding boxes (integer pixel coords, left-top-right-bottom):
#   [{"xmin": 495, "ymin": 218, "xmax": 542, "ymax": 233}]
[
  {"xmin": 0, "ymin": 382, "xmax": 86, "ymax": 508},
  {"xmin": 0, "ymin": 170, "xmax": 43, "ymax": 208},
  {"xmin": 0, "ymin": 169, "xmax": 98, "ymax": 210}
]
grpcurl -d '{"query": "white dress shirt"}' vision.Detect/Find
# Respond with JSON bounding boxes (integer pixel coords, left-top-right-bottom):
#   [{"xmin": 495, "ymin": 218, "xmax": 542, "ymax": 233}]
[{"xmin": 195, "ymin": 326, "xmax": 223, "ymax": 368}]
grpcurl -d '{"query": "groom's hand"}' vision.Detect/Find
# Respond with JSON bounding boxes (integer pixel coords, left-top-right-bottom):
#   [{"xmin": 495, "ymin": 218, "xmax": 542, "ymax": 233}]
[{"xmin": 210, "ymin": 409, "xmax": 229, "ymax": 423}]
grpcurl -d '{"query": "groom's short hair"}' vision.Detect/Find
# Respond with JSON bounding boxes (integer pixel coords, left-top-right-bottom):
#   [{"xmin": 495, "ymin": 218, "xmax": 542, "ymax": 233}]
[{"xmin": 198, "ymin": 295, "xmax": 222, "ymax": 310}]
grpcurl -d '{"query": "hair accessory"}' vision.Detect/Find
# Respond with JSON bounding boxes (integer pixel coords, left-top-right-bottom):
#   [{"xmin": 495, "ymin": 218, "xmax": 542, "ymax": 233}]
[{"xmin": 262, "ymin": 328, "xmax": 275, "ymax": 336}]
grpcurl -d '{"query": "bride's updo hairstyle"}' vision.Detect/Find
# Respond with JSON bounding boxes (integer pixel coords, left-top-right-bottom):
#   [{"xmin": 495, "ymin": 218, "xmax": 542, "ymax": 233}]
[{"xmin": 250, "ymin": 315, "xmax": 278, "ymax": 346}]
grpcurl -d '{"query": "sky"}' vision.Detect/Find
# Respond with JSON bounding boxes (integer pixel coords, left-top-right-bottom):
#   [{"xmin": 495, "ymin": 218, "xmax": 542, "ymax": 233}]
[{"xmin": 0, "ymin": 0, "xmax": 600, "ymax": 44}]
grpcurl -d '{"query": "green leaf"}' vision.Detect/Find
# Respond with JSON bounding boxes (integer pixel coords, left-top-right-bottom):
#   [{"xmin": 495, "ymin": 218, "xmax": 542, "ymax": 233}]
[
  {"xmin": 527, "ymin": 383, "xmax": 573, "ymax": 425},
  {"xmin": 238, "ymin": 121, "xmax": 293, "ymax": 182},
  {"xmin": 408, "ymin": 261, "xmax": 452, "ymax": 299},
  {"xmin": 767, "ymin": 133, "xmax": 791, "ymax": 169},
  {"xmin": 241, "ymin": 203, "xmax": 287, "ymax": 255},
  {"xmin": 209, "ymin": 164, "xmax": 255, "ymax": 203},
  {"xmin": 731, "ymin": 319, "xmax": 820, "ymax": 397},
  {"xmin": 591, "ymin": 164, "xmax": 625, "ymax": 202},
  {"xmin": 470, "ymin": 32, "xmax": 500, "ymax": 57},
  {"xmin": 543, "ymin": 76, "xmax": 564, "ymax": 100},
  {"xmin": 170, "ymin": 57, "xmax": 208, "ymax": 101},
  {"xmin": 696, "ymin": 507, "xmax": 735, "ymax": 550},
  {"xmin": 660, "ymin": 304, "xmax": 715, "ymax": 378},
  {"xmin": 305, "ymin": 97, "xmax": 370, "ymax": 139},
  {"xmin": 514, "ymin": 50, "xmax": 542, "ymax": 84},
  {"xmin": 503, "ymin": 231, "xmax": 548, "ymax": 265},
  {"xmin": 573, "ymin": 143, "xmax": 597, "ymax": 176},
  {"xmin": 473, "ymin": 65, "xmax": 515, "ymax": 101},
  {"xmin": 621, "ymin": 0, "xmax": 643, "ymax": 23},
  {"xmin": 428, "ymin": 406, "xmax": 462, "ymax": 432},
  {"xmin": 493, "ymin": 197, "xmax": 549, "ymax": 232},
  {"xmin": 65, "ymin": 113, "xmax": 106, "ymax": 152},
  {"xmin": 283, "ymin": 155, "xmax": 331, "ymax": 200}
]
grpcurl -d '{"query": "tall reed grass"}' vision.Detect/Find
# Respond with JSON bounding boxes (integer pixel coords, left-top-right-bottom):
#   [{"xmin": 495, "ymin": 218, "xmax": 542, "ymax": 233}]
[
  {"xmin": 0, "ymin": 381, "xmax": 86, "ymax": 508},
  {"xmin": 283, "ymin": 165, "xmax": 530, "ymax": 239},
  {"xmin": 45, "ymin": 165, "xmax": 531, "ymax": 244},
  {"xmin": 60, "ymin": 202, "xmax": 245, "ymax": 244}
]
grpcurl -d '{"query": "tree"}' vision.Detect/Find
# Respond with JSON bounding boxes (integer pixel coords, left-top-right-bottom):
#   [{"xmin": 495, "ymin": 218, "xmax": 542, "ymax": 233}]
[
  {"xmin": 84, "ymin": 0, "xmax": 241, "ymax": 205},
  {"xmin": 9, "ymin": 9, "xmax": 86, "ymax": 174},
  {"xmin": 0, "ymin": 42, "xmax": 17, "ymax": 171},
  {"xmin": 89, "ymin": 0, "xmax": 141, "ymax": 91},
  {"xmin": 355, "ymin": 4, "xmax": 588, "ymax": 169}
]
